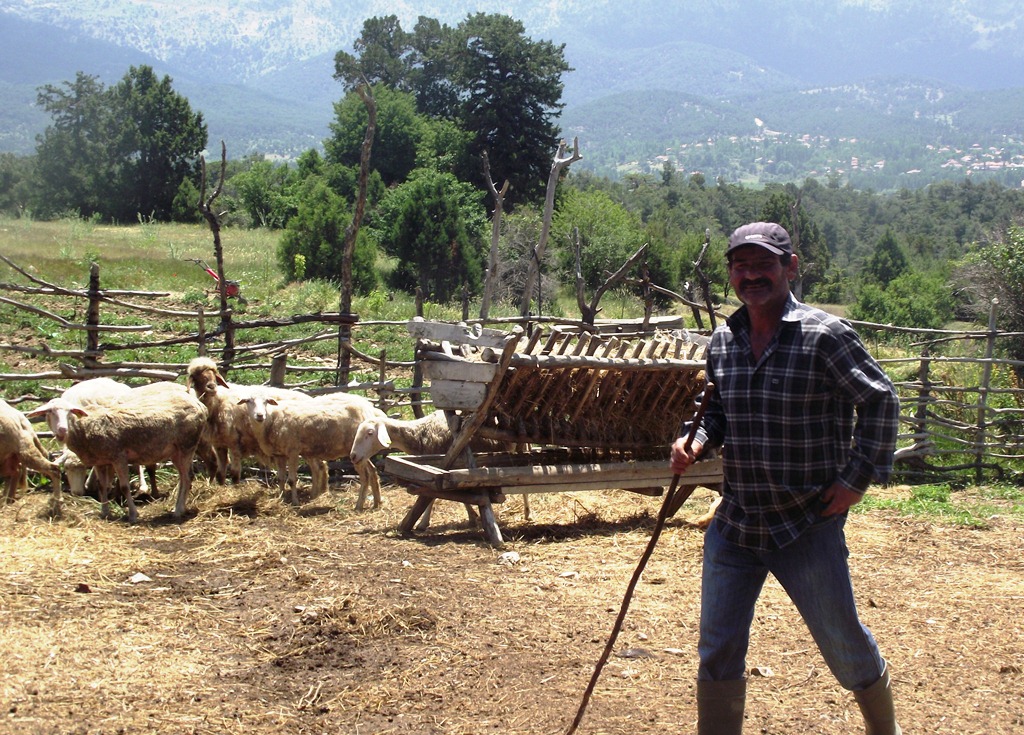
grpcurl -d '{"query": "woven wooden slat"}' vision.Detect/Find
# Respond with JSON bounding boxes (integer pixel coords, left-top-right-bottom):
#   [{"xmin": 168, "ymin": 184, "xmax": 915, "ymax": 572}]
[{"xmin": 477, "ymin": 330, "xmax": 707, "ymax": 450}]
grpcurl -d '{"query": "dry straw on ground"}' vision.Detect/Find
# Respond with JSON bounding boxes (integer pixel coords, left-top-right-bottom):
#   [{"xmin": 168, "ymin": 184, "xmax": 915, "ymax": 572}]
[{"xmin": 1, "ymin": 479, "xmax": 1022, "ymax": 734}]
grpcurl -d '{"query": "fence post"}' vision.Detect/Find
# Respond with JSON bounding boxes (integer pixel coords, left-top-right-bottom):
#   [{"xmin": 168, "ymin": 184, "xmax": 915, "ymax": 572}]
[
  {"xmin": 270, "ymin": 353, "xmax": 288, "ymax": 387},
  {"xmin": 975, "ymin": 299, "xmax": 998, "ymax": 484},
  {"xmin": 84, "ymin": 261, "xmax": 101, "ymax": 371},
  {"xmin": 411, "ymin": 290, "xmax": 425, "ymax": 418},
  {"xmin": 914, "ymin": 348, "xmax": 932, "ymax": 439},
  {"xmin": 377, "ymin": 349, "xmax": 389, "ymax": 411},
  {"xmin": 197, "ymin": 306, "xmax": 206, "ymax": 357}
]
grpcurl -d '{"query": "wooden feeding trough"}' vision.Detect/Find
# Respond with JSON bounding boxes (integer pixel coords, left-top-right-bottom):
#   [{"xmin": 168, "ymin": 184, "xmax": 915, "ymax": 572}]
[{"xmin": 386, "ymin": 319, "xmax": 723, "ymax": 545}]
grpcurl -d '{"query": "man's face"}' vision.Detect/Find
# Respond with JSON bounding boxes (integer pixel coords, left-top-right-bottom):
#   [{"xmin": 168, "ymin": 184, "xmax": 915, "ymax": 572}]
[{"xmin": 727, "ymin": 245, "xmax": 798, "ymax": 310}]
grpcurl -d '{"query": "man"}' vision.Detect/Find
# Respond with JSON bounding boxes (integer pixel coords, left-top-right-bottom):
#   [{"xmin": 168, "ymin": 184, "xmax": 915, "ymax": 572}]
[{"xmin": 671, "ymin": 222, "xmax": 902, "ymax": 734}]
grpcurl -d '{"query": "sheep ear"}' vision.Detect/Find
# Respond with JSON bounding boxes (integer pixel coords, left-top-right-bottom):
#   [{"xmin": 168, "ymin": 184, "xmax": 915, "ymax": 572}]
[
  {"xmin": 70, "ymin": 407, "xmax": 88, "ymax": 417},
  {"xmin": 215, "ymin": 373, "xmax": 229, "ymax": 387},
  {"xmin": 377, "ymin": 421, "xmax": 392, "ymax": 449},
  {"xmin": 24, "ymin": 402, "xmax": 54, "ymax": 419}
]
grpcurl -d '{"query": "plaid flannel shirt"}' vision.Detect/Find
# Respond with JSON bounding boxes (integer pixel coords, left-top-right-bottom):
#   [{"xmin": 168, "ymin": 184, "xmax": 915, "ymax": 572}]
[{"xmin": 687, "ymin": 294, "xmax": 899, "ymax": 551}]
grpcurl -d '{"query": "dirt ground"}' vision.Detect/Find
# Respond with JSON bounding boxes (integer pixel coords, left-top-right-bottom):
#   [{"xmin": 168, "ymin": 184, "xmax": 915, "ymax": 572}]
[{"xmin": 1, "ymin": 478, "xmax": 1022, "ymax": 735}]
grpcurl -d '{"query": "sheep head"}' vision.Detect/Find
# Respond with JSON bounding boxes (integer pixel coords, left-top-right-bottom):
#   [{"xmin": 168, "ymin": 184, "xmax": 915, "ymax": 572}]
[{"xmin": 350, "ymin": 419, "xmax": 391, "ymax": 464}]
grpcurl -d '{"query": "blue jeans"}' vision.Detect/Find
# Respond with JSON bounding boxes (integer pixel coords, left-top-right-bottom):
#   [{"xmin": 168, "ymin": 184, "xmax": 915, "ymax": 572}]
[{"xmin": 698, "ymin": 514, "xmax": 885, "ymax": 691}]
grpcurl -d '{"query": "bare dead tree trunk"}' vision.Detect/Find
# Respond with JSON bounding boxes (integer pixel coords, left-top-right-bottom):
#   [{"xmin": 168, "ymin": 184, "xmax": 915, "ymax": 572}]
[
  {"xmin": 85, "ymin": 261, "xmax": 101, "ymax": 370},
  {"xmin": 521, "ymin": 137, "xmax": 582, "ymax": 319},
  {"xmin": 480, "ymin": 151, "xmax": 510, "ymax": 320},
  {"xmin": 575, "ymin": 235, "xmax": 649, "ymax": 327},
  {"xmin": 337, "ymin": 84, "xmax": 376, "ymax": 386},
  {"xmin": 693, "ymin": 228, "xmax": 718, "ymax": 332},
  {"xmin": 197, "ymin": 141, "xmax": 235, "ymax": 369},
  {"xmin": 640, "ymin": 255, "xmax": 653, "ymax": 333},
  {"xmin": 789, "ymin": 195, "xmax": 804, "ymax": 300}
]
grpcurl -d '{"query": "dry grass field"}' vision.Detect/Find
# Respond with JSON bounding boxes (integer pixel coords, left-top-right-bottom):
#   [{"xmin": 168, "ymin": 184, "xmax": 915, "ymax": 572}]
[{"xmin": 1, "ymin": 478, "xmax": 1022, "ymax": 735}]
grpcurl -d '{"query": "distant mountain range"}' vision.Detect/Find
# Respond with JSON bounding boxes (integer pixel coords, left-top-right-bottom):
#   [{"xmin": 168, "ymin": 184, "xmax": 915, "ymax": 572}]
[{"xmin": 2, "ymin": 0, "xmax": 1023, "ymax": 187}]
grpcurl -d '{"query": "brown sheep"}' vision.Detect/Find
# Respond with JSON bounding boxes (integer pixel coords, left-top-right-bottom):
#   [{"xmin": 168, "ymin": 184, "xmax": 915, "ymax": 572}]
[
  {"xmin": 29, "ymin": 389, "xmax": 208, "ymax": 522},
  {"xmin": 0, "ymin": 399, "xmax": 60, "ymax": 506}
]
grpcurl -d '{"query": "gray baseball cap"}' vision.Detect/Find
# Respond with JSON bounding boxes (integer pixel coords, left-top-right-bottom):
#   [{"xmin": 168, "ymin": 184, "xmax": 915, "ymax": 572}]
[{"xmin": 727, "ymin": 222, "xmax": 793, "ymax": 256}]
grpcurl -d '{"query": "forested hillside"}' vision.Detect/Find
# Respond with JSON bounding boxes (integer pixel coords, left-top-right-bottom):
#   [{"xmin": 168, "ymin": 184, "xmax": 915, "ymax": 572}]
[{"xmin": 3, "ymin": 8, "xmax": 1024, "ymax": 339}]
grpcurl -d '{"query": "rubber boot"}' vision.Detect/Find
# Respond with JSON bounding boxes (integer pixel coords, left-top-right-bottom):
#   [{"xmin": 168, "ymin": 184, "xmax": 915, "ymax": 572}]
[
  {"xmin": 853, "ymin": 665, "xmax": 902, "ymax": 735},
  {"xmin": 696, "ymin": 678, "xmax": 746, "ymax": 735}
]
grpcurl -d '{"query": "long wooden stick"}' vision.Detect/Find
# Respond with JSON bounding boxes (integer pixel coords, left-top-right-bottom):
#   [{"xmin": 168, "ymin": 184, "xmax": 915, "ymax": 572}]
[{"xmin": 565, "ymin": 382, "xmax": 715, "ymax": 735}]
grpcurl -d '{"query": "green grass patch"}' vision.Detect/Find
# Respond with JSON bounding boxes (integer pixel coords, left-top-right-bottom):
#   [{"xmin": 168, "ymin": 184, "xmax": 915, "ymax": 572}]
[{"xmin": 860, "ymin": 483, "xmax": 1024, "ymax": 527}]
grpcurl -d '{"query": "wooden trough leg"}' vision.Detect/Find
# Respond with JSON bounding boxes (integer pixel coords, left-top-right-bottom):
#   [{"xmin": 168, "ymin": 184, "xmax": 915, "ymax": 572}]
[
  {"xmin": 478, "ymin": 498, "xmax": 504, "ymax": 547},
  {"xmin": 399, "ymin": 494, "xmax": 434, "ymax": 536},
  {"xmin": 415, "ymin": 499, "xmax": 435, "ymax": 531}
]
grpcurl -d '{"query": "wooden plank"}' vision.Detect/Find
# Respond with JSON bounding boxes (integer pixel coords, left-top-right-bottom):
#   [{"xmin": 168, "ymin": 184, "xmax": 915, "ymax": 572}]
[
  {"xmin": 401, "ymin": 487, "xmax": 494, "ymax": 506},
  {"xmin": 507, "ymin": 353, "xmax": 706, "ymax": 371},
  {"xmin": 384, "ymin": 455, "xmax": 448, "ymax": 488},
  {"xmin": 441, "ymin": 330, "xmax": 524, "ymax": 468},
  {"xmin": 428, "ymin": 379, "xmax": 489, "ymax": 410},
  {"xmin": 421, "ymin": 359, "xmax": 498, "ymax": 383},
  {"xmin": 407, "ymin": 318, "xmax": 510, "ymax": 349},
  {"xmin": 387, "ymin": 456, "xmax": 723, "ymax": 492}
]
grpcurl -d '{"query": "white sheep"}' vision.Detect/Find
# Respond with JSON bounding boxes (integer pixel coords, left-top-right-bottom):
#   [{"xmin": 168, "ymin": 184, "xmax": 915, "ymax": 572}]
[
  {"xmin": 1, "ymin": 398, "xmax": 60, "ymax": 505},
  {"xmin": 238, "ymin": 391, "xmax": 384, "ymax": 508},
  {"xmin": 349, "ymin": 411, "xmax": 531, "ymax": 523},
  {"xmin": 32, "ymin": 377, "xmax": 155, "ymax": 497},
  {"xmin": 186, "ymin": 356, "xmax": 312, "ymax": 484},
  {"xmin": 29, "ymin": 389, "xmax": 208, "ymax": 522}
]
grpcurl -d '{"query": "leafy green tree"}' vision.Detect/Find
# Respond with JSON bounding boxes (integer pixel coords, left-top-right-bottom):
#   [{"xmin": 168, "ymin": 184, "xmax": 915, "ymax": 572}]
[
  {"xmin": 407, "ymin": 16, "xmax": 460, "ymax": 118},
  {"xmin": 33, "ymin": 72, "xmax": 112, "ymax": 218},
  {"xmin": 760, "ymin": 189, "xmax": 829, "ymax": 295},
  {"xmin": 171, "ymin": 177, "xmax": 202, "ymax": 224},
  {"xmin": 863, "ymin": 229, "xmax": 909, "ymax": 287},
  {"xmin": 231, "ymin": 158, "xmax": 296, "ymax": 228},
  {"xmin": 33, "ymin": 66, "xmax": 206, "ymax": 222},
  {"xmin": 382, "ymin": 169, "xmax": 484, "ymax": 301},
  {"xmin": 278, "ymin": 176, "xmax": 378, "ymax": 292},
  {"xmin": 0, "ymin": 153, "xmax": 33, "ymax": 216},
  {"xmin": 849, "ymin": 271, "xmax": 952, "ymax": 329},
  {"xmin": 953, "ymin": 225, "xmax": 1024, "ymax": 368},
  {"xmin": 333, "ymin": 13, "xmax": 570, "ymax": 207},
  {"xmin": 325, "ymin": 86, "xmax": 425, "ymax": 186},
  {"xmin": 551, "ymin": 188, "xmax": 646, "ymax": 289},
  {"xmin": 453, "ymin": 13, "xmax": 570, "ymax": 205},
  {"xmin": 106, "ymin": 66, "xmax": 207, "ymax": 221},
  {"xmin": 334, "ymin": 15, "xmax": 413, "ymax": 91}
]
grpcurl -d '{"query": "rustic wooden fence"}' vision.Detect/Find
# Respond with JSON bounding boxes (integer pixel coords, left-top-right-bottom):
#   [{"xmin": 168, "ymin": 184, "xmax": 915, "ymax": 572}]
[{"xmin": 2, "ymin": 256, "xmax": 1023, "ymax": 486}]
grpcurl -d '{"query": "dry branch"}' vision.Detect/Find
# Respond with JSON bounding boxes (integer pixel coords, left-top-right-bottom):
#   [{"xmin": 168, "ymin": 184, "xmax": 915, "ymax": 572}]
[{"xmin": 521, "ymin": 137, "xmax": 582, "ymax": 317}]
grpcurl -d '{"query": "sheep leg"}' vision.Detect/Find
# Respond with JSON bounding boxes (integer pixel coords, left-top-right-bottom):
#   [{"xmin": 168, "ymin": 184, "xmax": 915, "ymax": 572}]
[
  {"xmin": 92, "ymin": 465, "xmax": 111, "ymax": 518},
  {"xmin": 112, "ymin": 462, "xmax": 139, "ymax": 523},
  {"xmin": 522, "ymin": 493, "xmax": 531, "ymax": 521},
  {"xmin": 354, "ymin": 459, "xmax": 380, "ymax": 510},
  {"xmin": 276, "ymin": 456, "xmax": 299, "ymax": 505},
  {"xmin": 214, "ymin": 447, "xmax": 229, "ymax": 484},
  {"xmin": 693, "ymin": 494, "xmax": 723, "ymax": 529},
  {"xmin": 307, "ymin": 457, "xmax": 326, "ymax": 499},
  {"xmin": 145, "ymin": 464, "xmax": 159, "ymax": 497},
  {"xmin": 171, "ymin": 452, "xmax": 194, "ymax": 519},
  {"xmin": 273, "ymin": 457, "xmax": 289, "ymax": 499},
  {"xmin": 136, "ymin": 465, "xmax": 149, "ymax": 495},
  {"xmin": 3, "ymin": 474, "xmax": 16, "ymax": 503},
  {"xmin": 228, "ymin": 450, "xmax": 243, "ymax": 484}
]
